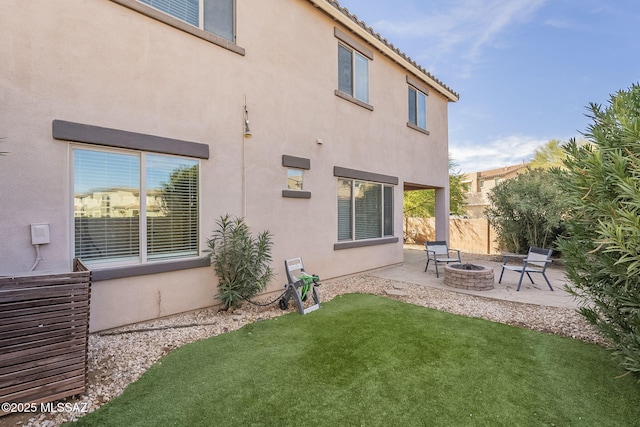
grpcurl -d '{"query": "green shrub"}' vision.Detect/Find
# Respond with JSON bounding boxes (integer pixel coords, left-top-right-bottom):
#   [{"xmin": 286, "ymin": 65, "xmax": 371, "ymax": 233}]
[
  {"xmin": 554, "ymin": 83, "xmax": 640, "ymax": 378},
  {"xmin": 207, "ymin": 215, "xmax": 274, "ymax": 309},
  {"xmin": 485, "ymin": 168, "xmax": 567, "ymax": 253}
]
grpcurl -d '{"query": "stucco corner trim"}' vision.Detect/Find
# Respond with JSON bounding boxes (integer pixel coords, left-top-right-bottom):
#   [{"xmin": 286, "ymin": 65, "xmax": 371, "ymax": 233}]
[
  {"xmin": 282, "ymin": 190, "xmax": 312, "ymax": 199},
  {"xmin": 333, "ymin": 236, "xmax": 399, "ymax": 250},
  {"xmin": 91, "ymin": 257, "xmax": 210, "ymax": 281},
  {"xmin": 406, "ymin": 122, "xmax": 430, "ymax": 135},
  {"xmin": 53, "ymin": 120, "xmax": 210, "ymax": 159},
  {"xmin": 334, "ymin": 90, "xmax": 374, "ymax": 111}
]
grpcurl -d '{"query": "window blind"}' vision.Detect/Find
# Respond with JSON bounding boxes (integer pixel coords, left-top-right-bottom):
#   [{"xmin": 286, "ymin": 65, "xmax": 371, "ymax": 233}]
[
  {"xmin": 337, "ymin": 179, "xmax": 353, "ymax": 241},
  {"xmin": 74, "ymin": 149, "xmax": 199, "ymax": 265},
  {"xmin": 74, "ymin": 150, "xmax": 141, "ymax": 262},
  {"xmin": 146, "ymin": 155, "xmax": 199, "ymax": 259},
  {"xmin": 337, "ymin": 179, "xmax": 394, "ymax": 242},
  {"xmin": 384, "ymin": 186, "xmax": 393, "ymax": 236},
  {"xmin": 338, "ymin": 44, "xmax": 353, "ymax": 96},
  {"xmin": 408, "ymin": 87, "xmax": 417, "ymax": 125},
  {"xmin": 354, "ymin": 181, "xmax": 382, "ymax": 240},
  {"xmin": 140, "ymin": 0, "xmax": 199, "ymax": 27}
]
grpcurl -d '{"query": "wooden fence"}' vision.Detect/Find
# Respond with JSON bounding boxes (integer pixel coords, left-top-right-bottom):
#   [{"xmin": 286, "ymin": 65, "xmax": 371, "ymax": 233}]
[
  {"xmin": 0, "ymin": 259, "xmax": 91, "ymax": 416},
  {"xmin": 404, "ymin": 217, "xmax": 500, "ymax": 254}
]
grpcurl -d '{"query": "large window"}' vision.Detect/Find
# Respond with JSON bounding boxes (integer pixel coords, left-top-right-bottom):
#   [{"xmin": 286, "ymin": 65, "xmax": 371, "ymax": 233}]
[
  {"xmin": 74, "ymin": 148, "xmax": 199, "ymax": 265},
  {"xmin": 408, "ymin": 86, "xmax": 427, "ymax": 130},
  {"xmin": 338, "ymin": 179, "xmax": 393, "ymax": 241},
  {"xmin": 338, "ymin": 43, "xmax": 369, "ymax": 104},
  {"xmin": 139, "ymin": 0, "xmax": 235, "ymax": 41}
]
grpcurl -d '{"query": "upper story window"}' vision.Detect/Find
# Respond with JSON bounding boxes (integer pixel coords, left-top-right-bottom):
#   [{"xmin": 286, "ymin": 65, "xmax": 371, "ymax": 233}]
[
  {"xmin": 139, "ymin": 0, "xmax": 235, "ymax": 42},
  {"xmin": 338, "ymin": 43, "xmax": 369, "ymax": 104},
  {"xmin": 406, "ymin": 76, "xmax": 430, "ymax": 134},
  {"xmin": 334, "ymin": 28, "xmax": 373, "ymax": 109},
  {"xmin": 408, "ymin": 86, "xmax": 427, "ymax": 130}
]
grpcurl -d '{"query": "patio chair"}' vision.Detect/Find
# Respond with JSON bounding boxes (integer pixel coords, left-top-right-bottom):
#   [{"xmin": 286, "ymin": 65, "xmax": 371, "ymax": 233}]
[
  {"xmin": 498, "ymin": 247, "xmax": 554, "ymax": 291},
  {"xmin": 424, "ymin": 241, "xmax": 461, "ymax": 278}
]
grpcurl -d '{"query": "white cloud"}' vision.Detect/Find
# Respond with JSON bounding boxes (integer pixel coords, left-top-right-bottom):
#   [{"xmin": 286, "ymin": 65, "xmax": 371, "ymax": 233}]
[
  {"xmin": 372, "ymin": 0, "xmax": 547, "ymax": 78},
  {"xmin": 449, "ymin": 134, "xmax": 548, "ymax": 173}
]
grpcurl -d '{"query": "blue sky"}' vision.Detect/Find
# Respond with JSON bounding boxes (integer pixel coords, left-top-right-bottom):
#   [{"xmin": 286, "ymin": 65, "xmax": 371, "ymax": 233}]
[{"xmin": 336, "ymin": 0, "xmax": 640, "ymax": 173}]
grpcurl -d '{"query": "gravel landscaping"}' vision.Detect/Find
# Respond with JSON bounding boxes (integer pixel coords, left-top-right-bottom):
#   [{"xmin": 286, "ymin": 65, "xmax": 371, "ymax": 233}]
[{"xmin": 10, "ymin": 272, "xmax": 605, "ymax": 426}]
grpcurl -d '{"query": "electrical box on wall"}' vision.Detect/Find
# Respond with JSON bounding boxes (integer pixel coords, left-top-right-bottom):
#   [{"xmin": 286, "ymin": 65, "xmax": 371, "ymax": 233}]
[{"xmin": 30, "ymin": 223, "xmax": 50, "ymax": 245}]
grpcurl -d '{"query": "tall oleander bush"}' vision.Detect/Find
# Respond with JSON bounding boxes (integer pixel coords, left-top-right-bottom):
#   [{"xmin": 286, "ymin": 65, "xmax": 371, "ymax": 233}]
[
  {"xmin": 207, "ymin": 214, "xmax": 274, "ymax": 309},
  {"xmin": 554, "ymin": 83, "xmax": 640, "ymax": 378},
  {"xmin": 485, "ymin": 168, "xmax": 567, "ymax": 254}
]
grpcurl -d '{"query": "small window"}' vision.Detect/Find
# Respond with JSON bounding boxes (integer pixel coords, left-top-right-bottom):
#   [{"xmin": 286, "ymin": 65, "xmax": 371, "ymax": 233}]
[
  {"xmin": 287, "ymin": 169, "xmax": 304, "ymax": 191},
  {"xmin": 139, "ymin": 0, "xmax": 235, "ymax": 41},
  {"xmin": 408, "ymin": 86, "xmax": 427, "ymax": 130},
  {"xmin": 338, "ymin": 43, "xmax": 369, "ymax": 104}
]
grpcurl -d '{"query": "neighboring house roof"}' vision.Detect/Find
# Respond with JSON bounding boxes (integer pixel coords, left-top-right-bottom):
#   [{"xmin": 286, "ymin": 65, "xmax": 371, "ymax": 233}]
[
  {"xmin": 309, "ymin": 0, "xmax": 460, "ymax": 102},
  {"xmin": 469, "ymin": 163, "xmax": 530, "ymax": 181}
]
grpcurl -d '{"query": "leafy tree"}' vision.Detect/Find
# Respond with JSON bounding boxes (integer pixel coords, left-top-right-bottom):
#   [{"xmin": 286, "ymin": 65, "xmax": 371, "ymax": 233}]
[
  {"xmin": 207, "ymin": 215, "xmax": 274, "ymax": 309},
  {"xmin": 403, "ymin": 157, "xmax": 466, "ymax": 218},
  {"xmin": 554, "ymin": 83, "xmax": 640, "ymax": 377},
  {"xmin": 485, "ymin": 168, "xmax": 566, "ymax": 253},
  {"xmin": 529, "ymin": 139, "xmax": 567, "ymax": 169}
]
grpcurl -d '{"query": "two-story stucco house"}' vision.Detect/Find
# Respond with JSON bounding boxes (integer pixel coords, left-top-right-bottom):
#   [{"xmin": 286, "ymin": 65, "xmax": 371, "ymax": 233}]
[
  {"xmin": 462, "ymin": 163, "xmax": 529, "ymax": 218},
  {"xmin": 0, "ymin": 0, "xmax": 458, "ymax": 331}
]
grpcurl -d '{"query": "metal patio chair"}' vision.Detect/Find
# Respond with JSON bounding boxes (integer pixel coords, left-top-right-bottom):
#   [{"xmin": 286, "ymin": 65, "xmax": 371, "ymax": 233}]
[
  {"xmin": 424, "ymin": 240, "xmax": 462, "ymax": 278},
  {"xmin": 498, "ymin": 247, "xmax": 554, "ymax": 291}
]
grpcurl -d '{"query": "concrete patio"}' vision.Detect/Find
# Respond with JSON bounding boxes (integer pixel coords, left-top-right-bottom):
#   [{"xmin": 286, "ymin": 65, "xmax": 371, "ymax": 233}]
[{"xmin": 369, "ymin": 247, "xmax": 579, "ymax": 309}]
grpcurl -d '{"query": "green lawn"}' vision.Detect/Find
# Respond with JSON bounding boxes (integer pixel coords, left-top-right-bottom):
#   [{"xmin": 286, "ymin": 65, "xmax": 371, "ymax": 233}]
[{"xmin": 72, "ymin": 294, "xmax": 640, "ymax": 426}]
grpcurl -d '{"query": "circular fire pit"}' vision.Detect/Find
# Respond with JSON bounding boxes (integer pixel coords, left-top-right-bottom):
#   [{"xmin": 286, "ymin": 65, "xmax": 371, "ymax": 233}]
[{"xmin": 444, "ymin": 263, "xmax": 494, "ymax": 291}]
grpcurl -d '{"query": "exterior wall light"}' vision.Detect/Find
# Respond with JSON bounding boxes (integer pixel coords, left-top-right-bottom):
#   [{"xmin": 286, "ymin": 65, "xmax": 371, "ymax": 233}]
[{"xmin": 244, "ymin": 106, "xmax": 252, "ymax": 138}]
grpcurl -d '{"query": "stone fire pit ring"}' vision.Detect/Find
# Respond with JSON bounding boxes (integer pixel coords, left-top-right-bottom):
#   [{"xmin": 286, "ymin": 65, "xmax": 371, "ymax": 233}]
[{"xmin": 444, "ymin": 263, "xmax": 494, "ymax": 291}]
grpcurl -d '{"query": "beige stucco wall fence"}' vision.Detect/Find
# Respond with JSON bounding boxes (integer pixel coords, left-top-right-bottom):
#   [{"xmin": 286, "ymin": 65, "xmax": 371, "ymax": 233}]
[{"xmin": 404, "ymin": 217, "xmax": 499, "ymax": 255}]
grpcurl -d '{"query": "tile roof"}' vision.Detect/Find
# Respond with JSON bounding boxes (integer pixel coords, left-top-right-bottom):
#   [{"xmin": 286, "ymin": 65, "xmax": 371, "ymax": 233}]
[
  {"xmin": 476, "ymin": 163, "xmax": 529, "ymax": 179},
  {"xmin": 326, "ymin": 0, "xmax": 460, "ymax": 100}
]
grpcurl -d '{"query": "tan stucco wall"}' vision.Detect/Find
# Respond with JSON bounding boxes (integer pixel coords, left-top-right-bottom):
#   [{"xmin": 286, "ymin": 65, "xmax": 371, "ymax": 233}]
[{"xmin": 0, "ymin": 0, "xmax": 453, "ymax": 331}]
